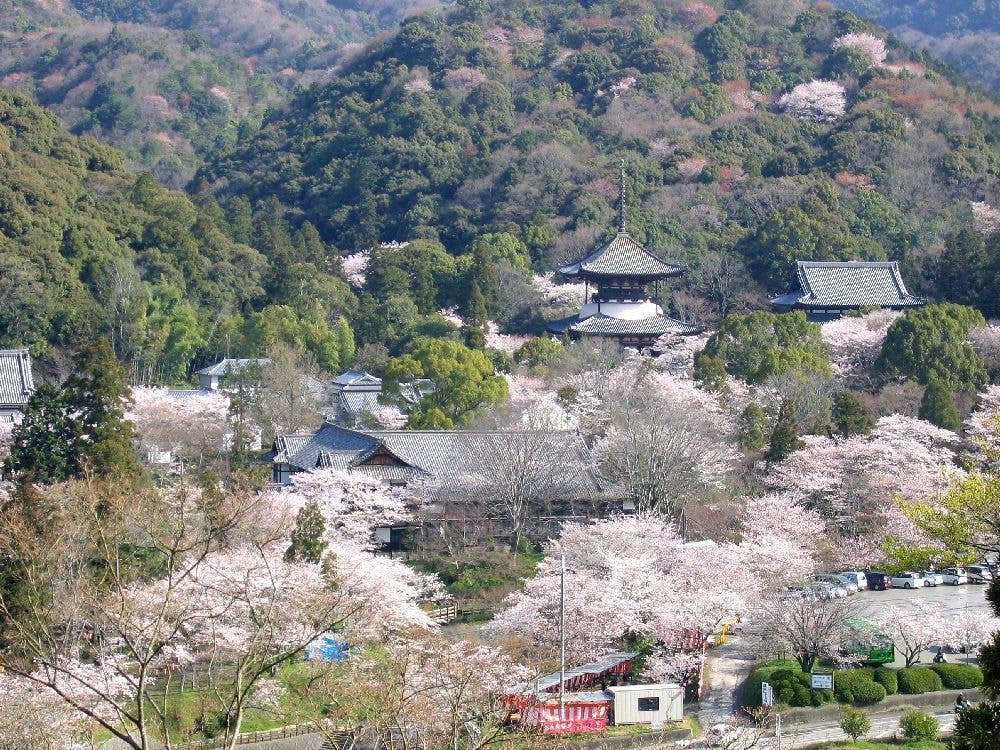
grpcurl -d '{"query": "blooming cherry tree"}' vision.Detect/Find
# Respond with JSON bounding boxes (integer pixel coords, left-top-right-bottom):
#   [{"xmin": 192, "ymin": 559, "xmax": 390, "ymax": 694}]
[
  {"xmin": 821, "ymin": 310, "xmax": 901, "ymax": 384},
  {"xmin": 833, "ymin": 34, "xmax": 888, "ymax": 66},
  {"xmin": 739, "ymin": 493, "xmax": 824, "ymax": 588},
  {"xmin": 127, "ymin": 386, "xmax": 231, "ymax": 468},
  {"xmin": 778, "ymin": 80, "xmax": 847, "ymax": 123},
  {"xmin": 874, "ymin": 602, "xmax": 949, "ymax": 666}
]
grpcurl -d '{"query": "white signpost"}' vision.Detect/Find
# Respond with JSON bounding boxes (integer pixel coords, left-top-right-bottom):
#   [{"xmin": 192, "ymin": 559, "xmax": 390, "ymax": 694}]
[
  {"xmin": 761, "ymin": 682, "xmax": 773, "ymax": 707},
  {"xmin": 811, "ymin": 673, "xmax": 834, "ymax": 690}
]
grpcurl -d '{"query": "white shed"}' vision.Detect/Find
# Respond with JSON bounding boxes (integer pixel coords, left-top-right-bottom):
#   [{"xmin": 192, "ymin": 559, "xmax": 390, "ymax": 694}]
[{"xmin": 609, "ymin": 683, "xmax": 683, "ymax": 725}]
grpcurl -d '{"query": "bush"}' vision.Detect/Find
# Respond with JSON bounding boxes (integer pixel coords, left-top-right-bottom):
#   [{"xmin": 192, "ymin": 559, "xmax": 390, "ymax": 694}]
[
  {"xmin": 929, "ymin": 663, "xmax": 984, "ymax": 690},
  {"xmin": 873, "ymin": 666, "xmax": 898, "ymax": 695},
  {"xmin": 840, "ymin": 706, "xmax": 872, "ymax": 741},
  {"xmin": 900, "ymin": 709, "xmax": 939, "ymax": 741},
  {"xmin": 897, "ymin": 666, "xmax": 944, "ymax": 694},
  {"xmin": 834, "ymin": 669, "xmax": 886, "ymax": 705}
]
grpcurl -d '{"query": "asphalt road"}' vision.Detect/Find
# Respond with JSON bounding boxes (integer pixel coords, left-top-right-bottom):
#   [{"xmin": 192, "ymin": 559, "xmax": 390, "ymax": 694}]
[{"xmin": 760, "ymin": 707, "xmax": 957, "ymax": 749}]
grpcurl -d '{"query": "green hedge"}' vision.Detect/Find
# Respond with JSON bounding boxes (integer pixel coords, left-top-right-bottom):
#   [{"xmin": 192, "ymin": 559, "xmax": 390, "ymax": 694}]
[
  {"xmin": 929, "ymin": 663, "xmax": 984, "ymax": 690},
  {"xmin": 745, "ymin": 660, "xmax": 800, "ymax": 707},
  {"xmin": 834, "ymin": 668, "xmax": 887, "ymax": 705},
  {"xmin": 898, "ymin": 666, "xmax": 944, "ymax": 694},
  {"xmin": 873, "ymin": 666, "xmax": 898, "ymax": 695}
]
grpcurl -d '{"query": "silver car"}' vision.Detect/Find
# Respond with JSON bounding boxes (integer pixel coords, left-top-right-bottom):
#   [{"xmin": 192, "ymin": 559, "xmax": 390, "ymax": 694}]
[{"xmin": 921, "ymin": 571, "xmax": 944, "ymax": 586}]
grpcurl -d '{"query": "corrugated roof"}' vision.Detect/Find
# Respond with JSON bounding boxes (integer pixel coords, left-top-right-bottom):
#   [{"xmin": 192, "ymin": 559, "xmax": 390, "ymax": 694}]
[
  {"xmin": 773, "ymin": 261, "xmax": 926, "ymax": 309},
  {"xmin": 274, "ymin": 423, "xmax": 607, "ymax": 496},
  {"xmin": 196, "ymin": 358, "xmax": 271, "ymax": 377},
  {"xmin": 559, "ymin": 232, "xmax": 685, "ymax": 279},
  {"xmin": 0, "ymin": 349, "xmax": 34, "ymax": 408},
  {"xmin": 568, "ymin": 314, "xmax": 704, "ymax": 337}
]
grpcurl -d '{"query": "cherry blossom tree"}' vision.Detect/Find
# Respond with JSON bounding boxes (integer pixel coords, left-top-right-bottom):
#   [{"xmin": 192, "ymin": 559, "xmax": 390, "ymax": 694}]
[
  {"xmin": 833, "ymin": 34, "xmax": 888, "ymax": 66},
  {"xmin": 874, "ymin": 602, "xmax": 949, "ymax": 666},
  {"xmin": 942, "ymin": 608, "xmax": 999, "ymax": 657},
  {"xmin": 966, "ymin": 385, "xmax": 1000, "ymax": 465},
  {"xmin": 342, "ymin": 250, "xmax": 371, "ymax": 288},
  {"xmin": 752, "ymin": 594, "xmax": 860, "ymax": 671},
  {"xmin": 272, "ymin": 468, "xmax": 414, "ymax": 549},
  {"xmin": 738, "ymin": 493, "xmax": 824, "ymax": 588},
  {"xmin": 821, "ymin": 310, "xmax": 901, "ymax": 385},
  {"xmin": 778, "ymin": 80, "xmax": 847, "ymax": 123},
  {"xmin": 127, "ymin": 386, "xmax": 231, "ymax": 469},
  {"xmin": 970, "ymin": 201, "xmax": 1000, "ymax": 235}
]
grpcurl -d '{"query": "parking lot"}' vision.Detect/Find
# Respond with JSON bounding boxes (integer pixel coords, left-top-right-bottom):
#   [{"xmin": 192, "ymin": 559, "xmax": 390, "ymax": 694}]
[{"xmin": 851, "ymin": 582, "xmax": 991, "ymax": 667}]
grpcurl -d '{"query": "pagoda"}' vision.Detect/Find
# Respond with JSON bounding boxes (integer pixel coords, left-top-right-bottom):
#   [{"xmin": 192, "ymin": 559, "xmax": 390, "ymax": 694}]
[{"xmin": 546, "ymin": 163, "xmax": 703, "ymax": 347}]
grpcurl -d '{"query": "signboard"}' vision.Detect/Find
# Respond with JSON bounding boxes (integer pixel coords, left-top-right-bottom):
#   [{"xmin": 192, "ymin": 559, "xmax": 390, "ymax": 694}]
[
  {"xmin": 811, "ymin": 673, "xmax": 834, "ymax": 690},
  {"xmin": 761, "ymin": 682, "xmax": 773, "ymax": 706}
]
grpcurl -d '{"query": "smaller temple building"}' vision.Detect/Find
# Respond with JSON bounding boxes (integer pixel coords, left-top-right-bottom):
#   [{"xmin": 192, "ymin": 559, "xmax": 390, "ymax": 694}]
[
  {"xmin": 0, "ymin": 348, "xmax": 34, "ymax": 424},
  {"xmin": 546, "ymin": 165, "xmax": 702, "ymax": 347},
  {"xmin": 772, "ymin": 261, "xmax": 926, "ymax": 321}
]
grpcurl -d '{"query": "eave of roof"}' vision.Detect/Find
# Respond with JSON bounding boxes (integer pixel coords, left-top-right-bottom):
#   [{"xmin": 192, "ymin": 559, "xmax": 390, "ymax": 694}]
[
  {"xmin": 558, "ymin": 232, "xmax": 685, "ymax": 280},
  {"xmin": 568, "ymin": 314, "xmax": 704, "ymax": 337},
  {"xmin": 774, "ymin": 260, "xmax": 927, "ymax": 309}
]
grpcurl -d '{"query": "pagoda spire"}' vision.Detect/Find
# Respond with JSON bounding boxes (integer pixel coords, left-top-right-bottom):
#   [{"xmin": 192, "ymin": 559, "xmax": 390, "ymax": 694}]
[{"xmin": 619, "ymin": 158, "xmax": 627, "ymax": 232}]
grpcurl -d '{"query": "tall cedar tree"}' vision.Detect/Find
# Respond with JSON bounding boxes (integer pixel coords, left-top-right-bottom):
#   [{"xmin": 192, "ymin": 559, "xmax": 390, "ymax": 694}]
[
  {"xmin": 3, "ymin": 384, "xmax": 79, "ymax": 482},
  {"xmin": 285, "ymin": 498, "xmax": 328, "ymax": 563},
  {"xmin": 767, "ymin": 398, "xmax": 804, "ymax": 462},
  {"xmin": 831, "ymin": 391, "xmax": 875, "ymax": 436},
  {"xmin": 919, "ymin": 379, "xmax": 961, "ymax": 430}
]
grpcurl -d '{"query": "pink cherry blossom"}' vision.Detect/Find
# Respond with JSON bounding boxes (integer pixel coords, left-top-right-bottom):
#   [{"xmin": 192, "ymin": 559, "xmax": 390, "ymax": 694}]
[
  {"xmin": 832, "ymin": 34, "xmax": 888, "ymax": 66},
  {"xmin": 778, "ymin": 80, "xmax": 847, "ymax": 123}
]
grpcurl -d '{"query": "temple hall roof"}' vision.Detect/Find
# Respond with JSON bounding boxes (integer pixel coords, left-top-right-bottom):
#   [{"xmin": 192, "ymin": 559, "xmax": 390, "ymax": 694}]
[
  {"xmin": 0, "ymin": 348, "xmax": 34, "ymax": 409},
  {"xmin": 563, "ymin": 314, "xmax": 704, "ymax": 338},
  {"xmin": 558, "ymin": 232, "xmax": 685, "ymax": 280},
  {"xmin": 772, "ymin": 261, "xmax": 926, "ymax": 310}
]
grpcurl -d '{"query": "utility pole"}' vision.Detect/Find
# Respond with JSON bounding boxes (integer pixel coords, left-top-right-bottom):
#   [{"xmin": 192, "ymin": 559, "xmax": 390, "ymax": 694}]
[{"xmin": 559, "ymin": 553, "xmax": 566, "ymax": 719}]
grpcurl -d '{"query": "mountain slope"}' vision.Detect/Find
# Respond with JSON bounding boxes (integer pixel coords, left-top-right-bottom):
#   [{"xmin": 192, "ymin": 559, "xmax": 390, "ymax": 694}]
[
  {"xmin": 198, "ymin": 0, "xmax": 1000, "ymax": 306},
  {"xmin": 0, "ymin": 0, "xmax": 434, "ymax": 185},
  {"xmin": 830, "ymin": 0, "xmax": 999, "ymax": 91}
]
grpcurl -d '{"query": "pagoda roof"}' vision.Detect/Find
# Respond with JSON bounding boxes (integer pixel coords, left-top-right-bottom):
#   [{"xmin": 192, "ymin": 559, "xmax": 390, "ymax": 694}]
[
  {"xmin": 558, "ymin": 232, "xmax": 685, "ymax": 280},
  {"xmin": 772, "ymin": 261, "xmax": 926, "ymax": 310},
  {"xmin": 561, "ymin": 314, "xmax": 703, "ymax": 338}
]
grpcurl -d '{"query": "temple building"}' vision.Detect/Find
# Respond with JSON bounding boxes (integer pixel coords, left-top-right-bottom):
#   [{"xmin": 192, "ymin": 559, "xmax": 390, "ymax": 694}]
[
  {"xmin": 771, "ymin": 261, "xmax": 926, "ymax": 321},
  {"xmin": 0, "ymin": 348, "xmax": 34, "ymax": 424},
  {"xmin": 547, "ymin": 164, "xmax": 703, "ymax": 347}
]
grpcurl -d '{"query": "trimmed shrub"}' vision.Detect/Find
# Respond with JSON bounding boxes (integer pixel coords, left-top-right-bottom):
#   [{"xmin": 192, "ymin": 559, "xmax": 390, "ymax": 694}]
[
  {"xmin": 840, "ymin": 706, "xmax": 872, "ymax": 741},
  {"xmin": 929, "ymin": 663, "xmax": 984, "ymax": 690},
  {"xmin": 898, "ymin": 666, "xmax": 944, "ymax": 694},
  {"xmin": 834, "ymin": 669, "xmax": 886, "ymax": 705},
  {"xmin": 900, "ymin": 709, "xmax": 939, "ymax": 741},
  {"xmin": 873, "ymin": 666, "xmax": 898, "ymax": 695},
  {"xmin": 745, "ymin": 661, "xmax": 800, "ymax": 707}
]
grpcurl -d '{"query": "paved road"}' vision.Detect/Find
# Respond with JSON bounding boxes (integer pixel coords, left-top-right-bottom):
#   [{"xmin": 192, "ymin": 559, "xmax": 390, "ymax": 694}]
[
  {"xmin": 697, "ymin": 634, "xmax": 758, "ymax": 726},
  {"xmin": 758, "ymin": 708, "xmax": 956, "ymax": 748}
]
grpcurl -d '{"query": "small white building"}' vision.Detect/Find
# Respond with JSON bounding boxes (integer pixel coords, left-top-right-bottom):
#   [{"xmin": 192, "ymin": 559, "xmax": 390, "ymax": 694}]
[
  {"xmin": 196, "ymin": 358, "xmax": 271, "ymax": 390},
  {"xmin": 608, "ymin": 683, "xmax": 684, "ymax": 725}
]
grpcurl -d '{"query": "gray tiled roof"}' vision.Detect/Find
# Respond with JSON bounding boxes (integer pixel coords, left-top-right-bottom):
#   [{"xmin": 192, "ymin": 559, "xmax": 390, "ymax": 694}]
[
  {"xmin": 196, "ymin": 358, "xmax": 271, "ymax": 377},
  {"xmin": 332, "ymin": 370, "xmax": 382, "ymax": 388},
  {"xmin": 0, "ymin": 349, "xmax": 34, "ymax": 409},
  {"xmin": 338, "ymin": 390, "xmax": 381, "ymax": 416},
  {"xmin": 567, "ymin": 314, "xmax": 704, "ymax": 337},
  {"xmin": 773, "ymin": 261, "xmax": 926, "ymax": 309},
  {"xmin": 273, "ymin": 423, "xmax": 608, "ymax": 496},
  {"xmin": 558, "ymin": 232, "xmax": 685, "ymax": 279}
]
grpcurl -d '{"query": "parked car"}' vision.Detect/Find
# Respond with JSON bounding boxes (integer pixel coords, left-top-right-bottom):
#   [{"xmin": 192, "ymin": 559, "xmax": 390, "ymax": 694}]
[
  {"xmin": 817, "ymin": 574, "xmax": 857, "ymax": 593},
  {"xmin": 838, "ymin": 571, "xmax": 869, "ymax": 591},
  {"xmin": 921, "ymin": 571, "xmax": 944, "ymax": 586},
  {"xmin": 779, "ymin": 586, "xmax": 818, "ymax": 602},
  {"xmin": 865, "ymin": 572, "xmax": 893, "ymax": 591},
  {"xmin": 968, "ymin": 565, "xmax": 994, "ymax": 584},
  {"xmin": 941, "ymin": 568, "xmax": 969, "ymax": 585},
  {"xmin": 891, "ymin": 572, "xmax": 927, "ymax": 589},
  {"xmin": 809, "ymin": 581, "xmax": 848, "ymax": 599}
]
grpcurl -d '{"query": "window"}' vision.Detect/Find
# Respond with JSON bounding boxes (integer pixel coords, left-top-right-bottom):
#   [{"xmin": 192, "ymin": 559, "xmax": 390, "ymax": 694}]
[{"xmin": 638, "ymin": 697, "xmax": 659, "ymax": 712}]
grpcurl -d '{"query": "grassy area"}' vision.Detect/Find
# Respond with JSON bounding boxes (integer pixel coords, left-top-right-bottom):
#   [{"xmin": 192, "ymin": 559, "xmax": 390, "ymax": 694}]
[{"xmin": 821, "ymin": 742, "xmax": 947, "ymax": 750}]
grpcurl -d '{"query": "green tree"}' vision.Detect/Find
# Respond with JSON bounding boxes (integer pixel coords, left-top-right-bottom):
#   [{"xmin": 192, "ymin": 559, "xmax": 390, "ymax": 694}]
[
  {"xmin": 839, "ymin": 706, "xmax": 872, "ymax": 741},
  {"xmin": 695, "ymin": 310, "xmax": 831, "ymax": 386},
  {"xmin": 514, "ymin": 337, "xmax": 564, "ymax": 369},
  {"xmin": 831, "ymin": 391, "xmax": 874, "ymax": 436},
  {"xmin": 899, "ymin": 709, "xmax": 938, "ymax": 741},
  {"xmin": 3, "ymin": 384, "xmax": 78, "ymax": 482},
  {"xmin": 936, "ymin": 228, "xmax": 991, "ymax": 311},
  {"xmin": 767, "ymin": 398, "xmax": 804, "ymax": 462},
  {"xmin": 285, "ymin": 499, "xmax": 327, "ymax": 564},
  {"xmin": 335, "ymin": 316, "xmax": 356, "ymax": 369},
  {"xmin": 384, "ymin": 339, "xmax": 508, "ymax": 426},
  {"xmin": 738, "ymin": 403, "xmax": 769, "ymax": 451},
  {"xmin": 919, "ymin": 378, "xmax": 961, "ymax": 430},
  {"xmin": 878, "ymin": 303, "xmax": 987, "ymax": 390}
]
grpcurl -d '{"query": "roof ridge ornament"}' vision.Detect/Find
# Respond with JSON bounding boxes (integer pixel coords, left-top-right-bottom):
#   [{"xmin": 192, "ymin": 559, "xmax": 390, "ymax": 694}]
[{"xmin": 619, "ymin": 157, "xmax": 627, "ymax": 233}]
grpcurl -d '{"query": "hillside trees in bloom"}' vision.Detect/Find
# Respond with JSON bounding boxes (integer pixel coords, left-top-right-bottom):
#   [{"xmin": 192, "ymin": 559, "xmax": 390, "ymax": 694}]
[{"xmin": 778, "ymin": 80, "xmax": 847, "ymax": 122}]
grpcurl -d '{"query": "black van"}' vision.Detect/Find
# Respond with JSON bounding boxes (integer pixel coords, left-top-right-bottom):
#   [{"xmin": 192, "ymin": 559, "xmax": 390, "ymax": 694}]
[{"xmin": 865, "ymin": 572, "xmax": 893, "ymax": 590}]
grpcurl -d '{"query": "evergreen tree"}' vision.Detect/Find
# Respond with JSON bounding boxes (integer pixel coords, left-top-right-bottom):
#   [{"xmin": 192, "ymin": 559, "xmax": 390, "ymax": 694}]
[
  {"xmin": 3, "ymin": 384, "xmax": 78, "ymax": 482},
  {"xmin": 737, "ymin": 403, "xmax": 769, "ymax": 451},
  {"xmin": 766, "ymin": 398, "xmax": 804, "ymax": 462},
  {"xmin": 285, "ymin": 499, "xmax": 327, "ymax": 564},
  {"xmin": 227, "ymin": 394, "xmax": 253, "ymax": 471},
  {"xmin": 465, "ymin": 282, "xmax": 489, "ymax": 329},
  {"xmin": 61, "ymin": 339, "xmax": 140, "ymax": 477},
  {"xmin": 831, "ymin": 391, "xmax": 875, "ymax": 436},
  {"xmin": 951, "ymin": 580, "xmax": 1000, "ymax": 748},
  {"xmin": 335, "ymin": 316, "xmax": 356, "ymax": 369},
  {"xmin": 919, "ymin": 379, "xmax": 961, "ymax": 430},
  {"xmin": 464, "ymin": 324, "xmax": 486, "ymax": 350}
]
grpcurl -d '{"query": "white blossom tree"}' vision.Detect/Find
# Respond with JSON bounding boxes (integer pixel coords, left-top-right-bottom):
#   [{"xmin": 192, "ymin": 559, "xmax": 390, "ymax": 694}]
[
  {"xmin": 874, "ymin": 602, "xmax": 949, "ymax": 666},
  {"xmin": 832, "ymin": 34, "xmax": 888, "ymax": 66},
  {"xmin": 738, "ymin": 493, "xmax": 824, "ymax": 589},
  {"xmin": 778, "ymin": 80, "xmax": 847, "ymax": 123},
  {"xmin": 127, "ymin": 386, "xmax": 231, "ymax": 469}
]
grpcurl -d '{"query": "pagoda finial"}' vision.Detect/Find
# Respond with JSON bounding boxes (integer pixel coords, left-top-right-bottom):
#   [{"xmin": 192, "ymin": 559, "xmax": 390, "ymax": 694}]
[{"xmin": 619, "ymin": 158, "xmax": 627, "ymax": 232}]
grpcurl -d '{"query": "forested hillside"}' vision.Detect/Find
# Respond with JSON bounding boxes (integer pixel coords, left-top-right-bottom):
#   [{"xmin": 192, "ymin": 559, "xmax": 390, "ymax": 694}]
[
  {"xmin": 830, "ymin": 0, "xmax": 999, "ymax": 91},
  {"xmin": 0, "ymin": 0, "xmax": 433, "ymax": 184}
]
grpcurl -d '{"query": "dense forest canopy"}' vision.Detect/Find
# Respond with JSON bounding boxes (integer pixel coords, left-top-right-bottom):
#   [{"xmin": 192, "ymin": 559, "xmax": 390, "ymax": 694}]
[
  {"xmin": 830, "ymin": 0, "xmax": 1000, "ymax": 91},
  {"xmin": 1, "ymin": 0, "xmax": 999, "ymax": 391},
  {"xmin": 0, "ymin": 0, "xmax": 434, "ymax": 184}
]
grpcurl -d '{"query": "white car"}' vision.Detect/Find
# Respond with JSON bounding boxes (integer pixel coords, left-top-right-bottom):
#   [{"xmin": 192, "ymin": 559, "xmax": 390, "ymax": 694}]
[
  {"xmin": 809, "ymin": 581, "xmax": 848, "ymax": 599},
  {"xmin": 817, "ymin": 574, "xmax": 857, "ymax": 593},
  {"xmin": 921, "ymin": 571, "xmax": 944, "ymax": 586},
  {"xmin": 941, "ymin": 568, "xmax": 969, "ymax": 585},
  {"xmin": 838, "ymin": 571, "xmax": 869, "ymax": 591},
  {"xmin": 891, "ymin": 572, "xmax": 927, "ymax": 589}
]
